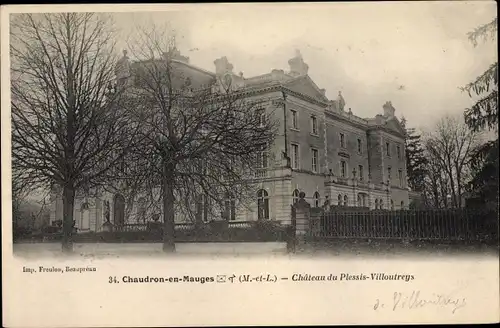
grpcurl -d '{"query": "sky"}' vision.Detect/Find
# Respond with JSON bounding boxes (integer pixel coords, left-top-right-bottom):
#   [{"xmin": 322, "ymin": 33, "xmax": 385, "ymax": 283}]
[{"xmin": 111, "ymin": 2, "xmax": 497, "ymax": 132}]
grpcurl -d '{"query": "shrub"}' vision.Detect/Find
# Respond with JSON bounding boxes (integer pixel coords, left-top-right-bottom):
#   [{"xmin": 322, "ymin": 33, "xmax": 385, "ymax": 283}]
[
  {"xmin": 253, "ymin": 219, "xmax": 281, "ymax": 231},
  {"xmin": 208, "ymin": 220, "xmax": 228, "ymax": 232},
  {"xmin": 42, "ymin": 226, "xmax": 61, "ymax": 234},
  {"xmin": 147, "ymin": 221, "xmax": 163, "ymax": 232}
]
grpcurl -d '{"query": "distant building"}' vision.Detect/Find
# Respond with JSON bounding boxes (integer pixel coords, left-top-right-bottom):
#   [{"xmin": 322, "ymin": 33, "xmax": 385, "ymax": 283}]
[{"xmin": 49, "ymin": 49, "xmax": 409, "ymax": 232}]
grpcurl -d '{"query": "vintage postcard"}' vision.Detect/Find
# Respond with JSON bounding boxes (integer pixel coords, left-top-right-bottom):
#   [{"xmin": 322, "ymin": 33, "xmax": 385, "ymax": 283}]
[{"xmin": 2, "ymin": 2, "xmax": 499, "ymax": 327}]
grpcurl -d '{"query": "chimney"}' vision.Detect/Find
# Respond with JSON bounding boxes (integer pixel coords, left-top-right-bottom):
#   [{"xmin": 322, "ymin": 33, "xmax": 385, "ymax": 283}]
[
  {"xmin": 169, "ymin": 47, "xmax": 189, "ymax": 63},
  {"xmin": 214, "ymin": 56, "xmax": 234, "ymax": 76},
  {"xmin": 383, "ymin": 101, "xmax": 395, "ymax": 117},
  {"xmin": 288, "ymin": 49, "xmax": 309, "ymax": 77},
  {"xmin": 337, "ymin": 91, "xmax": 346, "ymax": 111},
  {"xmin": 115, "ymin": 49, "xmax": 132, "ymax": 88}
]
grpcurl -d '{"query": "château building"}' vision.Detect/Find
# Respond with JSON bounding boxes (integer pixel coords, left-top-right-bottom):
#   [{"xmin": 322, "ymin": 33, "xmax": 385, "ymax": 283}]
[{"xmin": 49, "ymin": 49, "xmax": 409, "ymax": 232}]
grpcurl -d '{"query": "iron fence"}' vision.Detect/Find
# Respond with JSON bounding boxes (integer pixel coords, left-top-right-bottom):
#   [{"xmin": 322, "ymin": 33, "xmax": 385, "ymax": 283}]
[{"xmin": 309, "ymin": 208, "xmax": 498, "ymax": 242}]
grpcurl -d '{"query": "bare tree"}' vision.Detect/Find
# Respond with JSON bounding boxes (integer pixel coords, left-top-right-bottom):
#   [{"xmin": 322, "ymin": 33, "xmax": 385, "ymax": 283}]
[
  {"xmin": 10, "ymin": 13, "xmax": 140, "ymax": 252},
  {"xmin": 423, "ymin": 115, "xmax": 479, "ymax": 207},
  {"xmin": 122, "ymin": 26, "xmax": 278, "ymax": 252},
  {"xmin": 422, "ymin": 153, "xmax": 443, "ymax": 208},
  {"xmin": 11, "ymin": 166, "xmax": 31, "ymax": 233}
]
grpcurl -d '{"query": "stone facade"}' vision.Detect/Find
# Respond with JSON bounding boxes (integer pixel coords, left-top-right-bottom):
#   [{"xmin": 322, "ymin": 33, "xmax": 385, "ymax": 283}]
[{"xmin": 49, "ymin": 49, "xmax": 409, "ymax": 232}]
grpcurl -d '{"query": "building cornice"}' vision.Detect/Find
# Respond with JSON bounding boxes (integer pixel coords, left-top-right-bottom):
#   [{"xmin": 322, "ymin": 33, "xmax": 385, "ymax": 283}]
[
  {"xmin": 231, "ymin": 84, "xmax": 329, "ymax": 108},
  {"xmin": 171, "ymin": 59, "xmax": 217, "ymax": 77},
  {"xmin": 283, "ymin": 74, "xmax": 329, "ymax": 103},
  {"xmin": 285, "ymin": 96, "xmax": 325, "ymax": 115},
  {"xmin": 325, "ymin": 110, "xmax": 369, "ymax": 131},
  {"xmin": 367, "ymin": 126, "xmax": 405, "ymax": 139},
  {"xmin": 282, "ymin": 86, "xmax": 329, "ymax": 107}
]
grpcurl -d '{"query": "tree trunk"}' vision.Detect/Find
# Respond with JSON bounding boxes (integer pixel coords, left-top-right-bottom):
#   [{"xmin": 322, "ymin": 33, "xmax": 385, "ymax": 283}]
[
  {"xmin": 62, "ymin": 185, "xmax": 75, "ymax": 253},
  {"xmin": 162, "ymin": 161, "xmax": 176, "ymax": 253},
  {"xmin": 456, "ymin": 164, "xmax": 463, "ymax": 208}
]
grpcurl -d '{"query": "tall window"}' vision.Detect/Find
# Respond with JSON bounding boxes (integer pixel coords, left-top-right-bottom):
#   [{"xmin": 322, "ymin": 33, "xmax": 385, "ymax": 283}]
[
  {"xmin": 197, "ymin": 194, "xmax": 210, "ymax": 223},
  {"xmin": 224, "ymin": 193, "xmax": 236, "ymax": 221},
  {"xmin": 256, "ymin": 144, "xmax": 268, "ymax": 169},
  {"xmin": 257, "ymin": 189, "xmax": 269, "ymax": 220},
  {"xmin": 357, "ymin": 194, "xmax": 362, "ymax": 207},
  {"xmin": 337, "ymin": 194, "xmax": 342, "ymax": 206},
  {"xmin": 390, "ymin": 199, "xmax": 394, "ymax": 210},
  {"xmin": 398, "ymin": 169, "xmax": 403, "ymax": 187},
  {"xmin": 357, "ymin": 138, "xmax": 362, "ymax": 154},
  {"xmin": 386, "ymin": 142, "xmax": 390, "ymax": 156},
  {"xmin": 79, "ymin": 202, "xmax": 90, "ymax": 231},
  {"xmin": 397, "ymin": 145, "xmax": 401, "ymax": 159},
  {"xmin": 311, "ymin": 148, "xmax": 318, "ymax": 173},
  {"xmin": 311, "ymin": 116, "xmax": 318, "ymax": 135},
  {"xmin": 313, "ymin": 192, "xmax": 320, "ymax": 208},
  {"xmin": 291, "ymin": 144, "xmax": 299, "ymax": 169},
  {"xmin": 204, "ymin": 195, "xmax": 211, "ymax": 222},
  {"xmin": 379, "ymin": 199, "xmax": 384, "ymax": 209},
  {"xmin": 291, "ymin": 110, "xmax": 298, "ymax": 129},
  {"xmin": 340, "ymin": 133, "xmax": 346, "ymax": 148},
  {"xmin": 256, "ymin": 108, "xmax": 266, "ymax": 127},
  {"xmin": 340, "ymin": 160, "xmax": 347, "ymax": 178},
  {"xmin": 375, "ymin": 199, "xmax": 379, "ymax": 209},
  {"xmin": 400, "ymin": 200, "xmax": 404, "ymax": 209},
  {"xmin": 113, "ymin": 194, "xmax": 126, "ymax": 226},
  {"xmin": 358, "ymin": 165, "xmax": 364, "ymax": 181},
  {"xmin": 114, "ymin": 149, "xmax": 126, "ymax": 175},
  {"xmin": 137, "ymin": 197, "xmax": 146, "ymax": 224},
  {"xmin": 292, "ymin": 189, "xmax": 300, "ymax": 204},
  {"xmin": 343, "ymin": 195, "xmax": 348, "ymax": 207},
  {"xmin": 387, "ymin": 167, "xmax": 392, "ymax": 181}
]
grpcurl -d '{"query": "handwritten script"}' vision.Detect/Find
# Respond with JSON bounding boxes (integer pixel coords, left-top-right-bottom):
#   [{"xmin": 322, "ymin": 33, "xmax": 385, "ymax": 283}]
[{"xmin": 373, "ymin": 290, "xmax": 467, "ymax": 314}]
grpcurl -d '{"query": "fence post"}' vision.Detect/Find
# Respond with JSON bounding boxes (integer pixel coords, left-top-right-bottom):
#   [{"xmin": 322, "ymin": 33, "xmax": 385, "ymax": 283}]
[
  {"xmin": 291, "ymin": 192, "xmax": 311, "ymax": 252},
  {"xmin": 287, "ymin": 205, "xmax": 297, "ymax": 253}
]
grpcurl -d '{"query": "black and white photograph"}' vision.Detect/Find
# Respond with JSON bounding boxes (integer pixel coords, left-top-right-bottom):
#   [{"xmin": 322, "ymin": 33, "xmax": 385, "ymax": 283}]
[{"xmin": 2, "ymin": 2, "xmax": 499, "ymax": 327}]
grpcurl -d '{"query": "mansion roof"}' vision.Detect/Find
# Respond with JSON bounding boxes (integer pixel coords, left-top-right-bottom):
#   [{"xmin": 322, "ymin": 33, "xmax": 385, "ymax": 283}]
[{"xmin": 115, "ymin": 48, "xmax": 406, "ymax": 138}]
